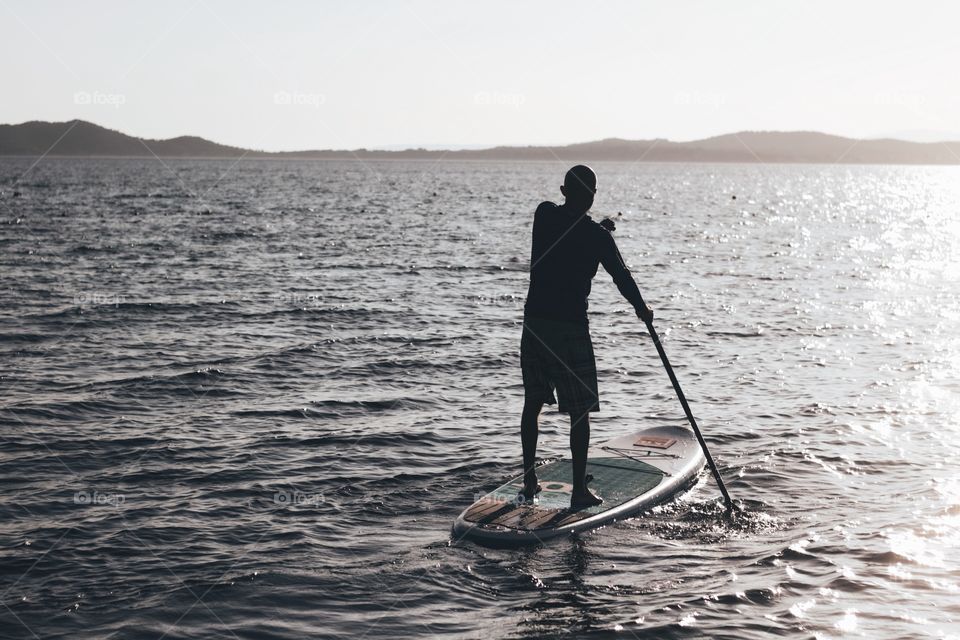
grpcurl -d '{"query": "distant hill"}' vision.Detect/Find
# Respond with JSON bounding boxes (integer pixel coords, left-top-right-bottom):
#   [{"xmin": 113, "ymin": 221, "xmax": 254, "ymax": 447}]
[
  {"xmin": 2, "ymin": 119, "xmax": 960, "ymax": 164},
  {"xmin": 0, "ymin": 120, "xmax": 251, "ymax": 158}
]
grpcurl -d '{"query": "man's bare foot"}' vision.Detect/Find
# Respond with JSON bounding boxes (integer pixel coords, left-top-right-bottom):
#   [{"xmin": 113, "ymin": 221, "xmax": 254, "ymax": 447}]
[
  {"xmin": 518, "ymin": 479, "xmax": 541, "ymax": 503},
  {"xmin": 570, "ymin": 488, "xmax": 603, "ymax": 509}
]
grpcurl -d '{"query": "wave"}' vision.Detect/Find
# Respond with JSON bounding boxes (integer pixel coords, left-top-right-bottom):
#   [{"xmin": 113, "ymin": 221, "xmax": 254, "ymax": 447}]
[
  {"xmin": 233, "ymin": 397, "xmax": 436, "ymax": 419},
  {"xmin": 1, "ymin": 398, "xmax": 160, "ymax": 423},
  {"xmin": 705, "ymin": 329, "xmax": 765, "ymax": 338}
]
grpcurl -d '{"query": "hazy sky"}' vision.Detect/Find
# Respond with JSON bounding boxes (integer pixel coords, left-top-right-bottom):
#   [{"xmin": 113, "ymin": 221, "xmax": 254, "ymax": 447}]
[{"xmin": 2, "ymin": 0, "xmax": 958, "ymax": 150}]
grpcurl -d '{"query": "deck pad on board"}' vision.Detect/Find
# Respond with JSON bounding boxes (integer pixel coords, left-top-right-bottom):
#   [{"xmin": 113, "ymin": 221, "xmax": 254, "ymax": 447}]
[{"xmin": 464, "ymin": 456, "xmax": 665, "ymax": 531}]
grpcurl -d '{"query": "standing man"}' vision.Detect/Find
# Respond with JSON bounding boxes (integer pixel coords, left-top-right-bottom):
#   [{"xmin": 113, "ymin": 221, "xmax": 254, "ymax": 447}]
[{"xmin": 520, "ymin": 165, "xmax": 653, "ymax": 508}]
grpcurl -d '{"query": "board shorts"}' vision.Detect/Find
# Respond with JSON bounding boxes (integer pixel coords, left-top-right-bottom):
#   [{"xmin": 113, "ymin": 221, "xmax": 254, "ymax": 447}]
[{"xmin": 520, "ymin": 316, "xmax": 599, "ymax": 415}]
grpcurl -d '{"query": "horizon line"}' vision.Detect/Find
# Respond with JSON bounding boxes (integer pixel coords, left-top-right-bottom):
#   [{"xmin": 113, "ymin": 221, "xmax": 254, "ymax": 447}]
[{"xmin": 5, "ymin": 119, "xmax": 960, "ymax": 154}]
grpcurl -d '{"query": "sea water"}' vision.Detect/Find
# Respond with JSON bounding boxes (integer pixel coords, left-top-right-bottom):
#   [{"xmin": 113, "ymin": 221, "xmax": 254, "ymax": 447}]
[{"xmin": 1, "ymin": 158, "xmax": 959, "ymax": 638}]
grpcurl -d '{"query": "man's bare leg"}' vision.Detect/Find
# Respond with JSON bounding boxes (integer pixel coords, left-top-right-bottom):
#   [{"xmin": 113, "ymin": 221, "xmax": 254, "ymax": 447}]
[
  {"xmin": 570, "ymin": 411, "xmax": 602, "ymax": 508},
  {"xmin": 520, "ymin": 399, "xmax": 543, "ymax": 500}
]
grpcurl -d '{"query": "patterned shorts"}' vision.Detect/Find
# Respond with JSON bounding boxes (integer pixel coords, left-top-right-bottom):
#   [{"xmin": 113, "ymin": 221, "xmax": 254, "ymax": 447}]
[{"xmin": 520, "ymin": 316, "xmax": 599, "ymax": 415}]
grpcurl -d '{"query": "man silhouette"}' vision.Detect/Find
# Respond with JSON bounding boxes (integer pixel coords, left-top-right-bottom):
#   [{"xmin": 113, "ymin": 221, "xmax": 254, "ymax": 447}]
[{"xmin": 520, "ymin": 165, "xmax": 653, "ymax": 509}]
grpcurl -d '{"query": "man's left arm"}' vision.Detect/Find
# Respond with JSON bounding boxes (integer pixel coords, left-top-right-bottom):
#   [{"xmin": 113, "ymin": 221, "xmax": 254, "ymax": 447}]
[{"xmin": 598, "ymin": 229, "xmax": 654, "ymax": 323}]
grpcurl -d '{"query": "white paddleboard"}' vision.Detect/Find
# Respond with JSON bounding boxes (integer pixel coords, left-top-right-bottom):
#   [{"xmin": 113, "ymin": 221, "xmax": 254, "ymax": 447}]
[{"xmin": 452, "ymin": 426, "xmax": 705, "ymax": 545}]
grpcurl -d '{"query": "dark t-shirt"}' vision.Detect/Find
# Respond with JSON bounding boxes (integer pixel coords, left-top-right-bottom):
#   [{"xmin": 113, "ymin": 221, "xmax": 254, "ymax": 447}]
[{"xmin": 523, "ymin": 201, "xmax": 646, "ymax": 325}]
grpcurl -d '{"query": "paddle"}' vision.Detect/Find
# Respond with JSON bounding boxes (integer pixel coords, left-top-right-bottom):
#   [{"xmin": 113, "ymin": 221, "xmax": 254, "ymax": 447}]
[{"xmin": 643, "ymin": 318, "xmax": 735, "ymax": 514}]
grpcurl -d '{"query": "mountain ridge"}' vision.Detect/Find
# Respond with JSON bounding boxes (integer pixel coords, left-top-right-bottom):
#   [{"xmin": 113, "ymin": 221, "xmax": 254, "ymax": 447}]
[{"xmin": 2, "ymin": 119, "xmax": 960, "ymax": 164}]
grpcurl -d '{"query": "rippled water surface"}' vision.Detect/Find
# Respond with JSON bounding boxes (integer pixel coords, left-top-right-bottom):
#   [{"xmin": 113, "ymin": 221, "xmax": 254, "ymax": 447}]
[{"xmin": 2, "ymin": 158, "xmax": 959, "ymax": 639}]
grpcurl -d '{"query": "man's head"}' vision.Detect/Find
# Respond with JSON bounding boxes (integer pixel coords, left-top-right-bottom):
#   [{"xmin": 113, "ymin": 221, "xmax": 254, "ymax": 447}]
[{"xmin": 560, "ymin": 165, "xmax": 597, "ymax": 212}]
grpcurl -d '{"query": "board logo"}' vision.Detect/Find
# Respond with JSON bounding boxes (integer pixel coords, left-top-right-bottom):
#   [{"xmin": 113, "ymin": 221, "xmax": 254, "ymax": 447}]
[{"xmin": 633, "ymin": 436, "xmax": 677, "ymax": 449}]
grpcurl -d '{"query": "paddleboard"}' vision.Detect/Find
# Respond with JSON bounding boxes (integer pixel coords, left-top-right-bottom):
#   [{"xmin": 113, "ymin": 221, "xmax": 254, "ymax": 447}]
[{"xmin": 452, "ymin": 425, "xmax": 705, "ymax": 545}]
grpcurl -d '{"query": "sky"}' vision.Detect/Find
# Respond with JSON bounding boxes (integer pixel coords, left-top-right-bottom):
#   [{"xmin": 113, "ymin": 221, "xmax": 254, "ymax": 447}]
[{"xmin": 1, "ymin": 0, "xmax": 958, "ymax": 150}]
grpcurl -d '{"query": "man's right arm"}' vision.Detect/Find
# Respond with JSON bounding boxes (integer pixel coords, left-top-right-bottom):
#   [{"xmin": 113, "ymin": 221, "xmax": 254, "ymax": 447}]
[{"xmin": 529, "ymin": 201, "xmax": 558, "ymax": 264}]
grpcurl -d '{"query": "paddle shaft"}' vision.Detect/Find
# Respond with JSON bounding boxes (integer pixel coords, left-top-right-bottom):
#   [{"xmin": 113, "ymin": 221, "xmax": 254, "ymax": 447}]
[{"xmin": 645, "ymin": 320, "xmax": 734, "ymax": 512}]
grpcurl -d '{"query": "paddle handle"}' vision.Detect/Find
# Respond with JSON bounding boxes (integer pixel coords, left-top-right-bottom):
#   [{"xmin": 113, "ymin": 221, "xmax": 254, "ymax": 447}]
[{"xmin": 645, "ymin": 320, "xmax": 734, "ymax": 513}]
